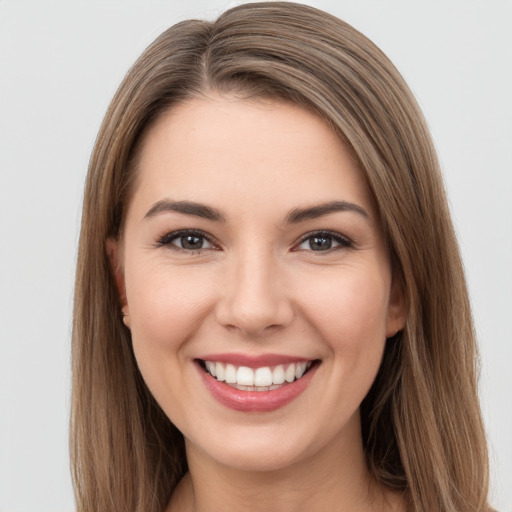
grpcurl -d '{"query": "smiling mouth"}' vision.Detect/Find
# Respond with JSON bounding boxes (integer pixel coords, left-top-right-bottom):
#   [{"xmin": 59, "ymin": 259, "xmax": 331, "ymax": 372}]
[{"xmin": 198, "ymin": 359, "xmax": 318, "ymax": 391}]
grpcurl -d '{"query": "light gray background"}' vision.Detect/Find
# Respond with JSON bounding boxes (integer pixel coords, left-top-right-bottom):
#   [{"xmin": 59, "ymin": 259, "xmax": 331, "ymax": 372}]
[{"xmin": 1, "ymin": 1, "xmax": 511, "ymax": 511}]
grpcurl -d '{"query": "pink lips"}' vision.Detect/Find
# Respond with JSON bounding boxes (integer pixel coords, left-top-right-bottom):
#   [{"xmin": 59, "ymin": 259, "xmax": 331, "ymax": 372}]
[{"xmin": 196, "ymin": 353, "xmax": 318, "ymax": 413}]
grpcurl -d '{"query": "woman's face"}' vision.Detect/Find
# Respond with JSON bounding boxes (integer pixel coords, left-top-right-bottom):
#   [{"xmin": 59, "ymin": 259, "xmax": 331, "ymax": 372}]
[{"xmin": 111, "ymin": 95, "xmax": 405, "ymax": 472}]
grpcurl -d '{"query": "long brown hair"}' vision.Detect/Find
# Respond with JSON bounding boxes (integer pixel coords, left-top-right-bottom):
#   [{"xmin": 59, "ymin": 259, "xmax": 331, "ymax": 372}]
[{"xmin": 71, "ymin": 3, "xmax": 490, "ymax": 511}]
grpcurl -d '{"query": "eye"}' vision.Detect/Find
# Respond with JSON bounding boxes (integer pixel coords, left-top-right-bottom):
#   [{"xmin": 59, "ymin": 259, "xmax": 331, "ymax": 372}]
[
  {"xmin": 158, "ymin": 230, "xmax": 216, "ymax": 252},
  {"xmin": 295, "ymin": 231, "xmax": 352, "ymax": 252}
]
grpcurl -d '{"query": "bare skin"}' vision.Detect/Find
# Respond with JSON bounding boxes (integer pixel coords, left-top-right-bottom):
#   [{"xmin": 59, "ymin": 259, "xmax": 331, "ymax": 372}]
[
  {"xmin": 167, "ymin": 434, "xmax": 407, "ymax": 512},
  {"xmin": 111, "ymin": 94, "xmax": 407, "ymax": 512}
]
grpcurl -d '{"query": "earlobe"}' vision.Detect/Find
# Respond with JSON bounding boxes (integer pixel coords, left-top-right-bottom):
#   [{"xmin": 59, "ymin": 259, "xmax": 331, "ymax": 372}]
[
  {"xmin": 386, "ymin": 276, "xmax": 407, "ymax": 338},
  {"xmin": 106, "ymin": 237, "xmax": 130, "ymax": 327},
  {"xmin": 121, "ymin": 305, "xmax": 131, "ymax": 329}
]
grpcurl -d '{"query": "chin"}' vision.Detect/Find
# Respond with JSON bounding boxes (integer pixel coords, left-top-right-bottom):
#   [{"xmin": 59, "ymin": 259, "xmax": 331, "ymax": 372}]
[
  {"xmin": 205, "ymin": 444, "xmax": 308, "ymax": 473},
  {"xmin": 186, "ymin": 424, "xmax": 318, "ymax": 473}
]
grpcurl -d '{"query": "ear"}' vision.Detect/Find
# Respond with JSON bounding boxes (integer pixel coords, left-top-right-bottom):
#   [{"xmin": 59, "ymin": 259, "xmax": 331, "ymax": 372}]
[
  {"xmin": 106, "ymin": 237, "xmax": 131, "ymax": 328},
  {"xmin": 385, "ymin": 274, "xmax": 407, "ymax": 338}
]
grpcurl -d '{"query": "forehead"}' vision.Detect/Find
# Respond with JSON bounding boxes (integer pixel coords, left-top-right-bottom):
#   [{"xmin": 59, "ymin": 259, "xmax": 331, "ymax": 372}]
[{"xmin": 129, "ymin": 95, "xmax": 373, "ymax": 220}]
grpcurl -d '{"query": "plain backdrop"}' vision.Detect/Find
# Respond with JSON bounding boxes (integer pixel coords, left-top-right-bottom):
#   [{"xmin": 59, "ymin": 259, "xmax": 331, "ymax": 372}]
[{"xmin": 0, "ymin": 1, "xmax": 511, "ymax": 511}]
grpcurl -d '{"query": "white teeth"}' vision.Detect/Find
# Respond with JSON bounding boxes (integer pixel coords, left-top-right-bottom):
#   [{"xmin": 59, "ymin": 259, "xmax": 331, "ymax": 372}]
[
  {"xmin": 203, "ymin": 360, "xmax": 314, "ymax": 388},
  {"xmin": 237, "ymin": 366, "xmax": 254, "ymax": 386},
  {"xmin": 215, "ymin": 362, "xmax": 225, "ymax": 382},
  {"xmin": 225, "ymin": 364, "xmax": 237, "ymax": 383},
  {"xmin": 284, "ymin": 364, "xmax": 296, "ymax": 383},
  {"xmin": 235, "ymin": 384, "xmax": 269, "ymax": 391},
  {"xmin": 272, "ymin": 365, "xmax": 285, "ymax": 385},
  {"xmin": 254, "ymin": 367, "xmax": 273, "ymax": 387},
  {"xmin": 295, "ymin": 362, "xmax": 307, "ymax": 379},
  {"xmin": 205, "ymin": 361, "xmax": 216, "ymax": 377}
]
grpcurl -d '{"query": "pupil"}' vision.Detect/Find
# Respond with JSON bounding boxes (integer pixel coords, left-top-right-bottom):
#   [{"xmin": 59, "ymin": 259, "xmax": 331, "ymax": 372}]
[
  {"xmin": 182, "ymin": 235, "xmax": 202, "ymax": 249},
  {"xmin": 310, "ymin": 236, "xmax": 332, "ymax": 251}
]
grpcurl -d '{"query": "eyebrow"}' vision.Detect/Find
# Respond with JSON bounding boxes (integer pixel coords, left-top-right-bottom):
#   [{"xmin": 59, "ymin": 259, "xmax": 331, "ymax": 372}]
[
  {"xmin": 285, "ymin": 201, "xmax": 369, "ymax": 223},
  {"xmin": 143, "ymin": 199, "xmax": 369, "ymax": 224},
  {"xmin": 144, "ymin": 200, "xmax": 226, "ymax": 222}
]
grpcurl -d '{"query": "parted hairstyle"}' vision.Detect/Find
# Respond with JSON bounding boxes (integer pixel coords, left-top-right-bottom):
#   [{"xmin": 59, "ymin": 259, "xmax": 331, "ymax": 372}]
[{"xmin": 71, "ymin": 2, "xmax": 491, "ymax": 511}]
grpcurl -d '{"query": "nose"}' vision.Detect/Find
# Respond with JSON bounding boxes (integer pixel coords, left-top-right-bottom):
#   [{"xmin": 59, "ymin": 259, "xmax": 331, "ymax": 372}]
[{"xmin": 215, "ymin": 249, "xmax": 294, "ymax": 337}]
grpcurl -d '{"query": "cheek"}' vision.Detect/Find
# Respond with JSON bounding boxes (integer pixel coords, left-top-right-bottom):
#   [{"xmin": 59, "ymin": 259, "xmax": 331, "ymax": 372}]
[
  {"xmin": 301, "ymin": 267, "xmax": 390, "ymax": 343},
  {"xmin": 297, "ymin": 267, "xmax": 390, "ymax": 390},
  {"xmin": 123, "ymin": 263, "xmax": 218, "ymax": 428},
  {"xmin": 124, "ymin": 262, "xmax": 214, "ymax": 373}
]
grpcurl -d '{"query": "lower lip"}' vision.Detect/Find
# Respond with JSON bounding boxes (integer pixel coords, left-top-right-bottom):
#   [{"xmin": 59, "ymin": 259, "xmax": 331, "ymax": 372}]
[{"xmin": 197, "ymin": 362, "xmax": 318, "ymax": 412}]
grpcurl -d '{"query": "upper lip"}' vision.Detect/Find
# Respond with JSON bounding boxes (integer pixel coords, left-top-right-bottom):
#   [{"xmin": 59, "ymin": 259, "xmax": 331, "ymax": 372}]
[{"xmin": 196, "ymin": 352, "xmax": 316, "ymax": 368}]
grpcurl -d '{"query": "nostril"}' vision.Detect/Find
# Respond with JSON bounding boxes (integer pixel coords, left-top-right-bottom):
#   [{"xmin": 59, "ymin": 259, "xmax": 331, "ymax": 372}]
[{"xmin": 215, "ymin": 295, "xmax": 294, "ymax": 336}]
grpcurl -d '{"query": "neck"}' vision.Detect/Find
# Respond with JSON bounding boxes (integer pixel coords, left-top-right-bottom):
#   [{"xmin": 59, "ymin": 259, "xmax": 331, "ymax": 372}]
[{"xmin": 167, "ymin": 421, "xmax": 404, "ymax": 512}]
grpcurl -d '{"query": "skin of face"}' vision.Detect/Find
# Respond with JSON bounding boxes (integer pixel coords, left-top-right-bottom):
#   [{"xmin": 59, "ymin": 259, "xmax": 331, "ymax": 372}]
[{"xmin": 108, "ymin": 95, "xmax": 406, "ymax": 506}]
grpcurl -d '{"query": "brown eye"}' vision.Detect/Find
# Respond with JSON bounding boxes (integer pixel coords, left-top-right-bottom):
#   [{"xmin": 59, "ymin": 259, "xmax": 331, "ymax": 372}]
[
  {"xmin": 159, "ymin": 230, "xmax": 215, "ymax": 251},
  {"xmin": 308, "ymin": 235, "xmax": 333, "ymax": 251},
  {"xmin": 296, "ymin": 231, "xmax": 352, "ymax": 252},
  {"xmin": 178, "ymin": 234, "xmax": 206, "ymax": 250}
]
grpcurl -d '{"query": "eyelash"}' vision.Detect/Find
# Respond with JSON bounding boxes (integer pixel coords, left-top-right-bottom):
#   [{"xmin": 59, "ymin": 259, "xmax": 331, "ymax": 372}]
[
  {"xmin": 156, "ymin": 229, "xmax": 218, "ymax": 253},
  {"xmin": 156, "ymin": 229, "xmax": 353, "ymax": 254},
  {"xmin": 294, "ymin": 230, "xmax": 353, "ymax": 253}
]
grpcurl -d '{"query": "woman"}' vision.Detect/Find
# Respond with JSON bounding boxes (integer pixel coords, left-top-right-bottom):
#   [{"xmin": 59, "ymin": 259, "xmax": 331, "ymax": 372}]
[{"xmin": 71, "ymin": 2, "xmax": 491, "ymax": 511}]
